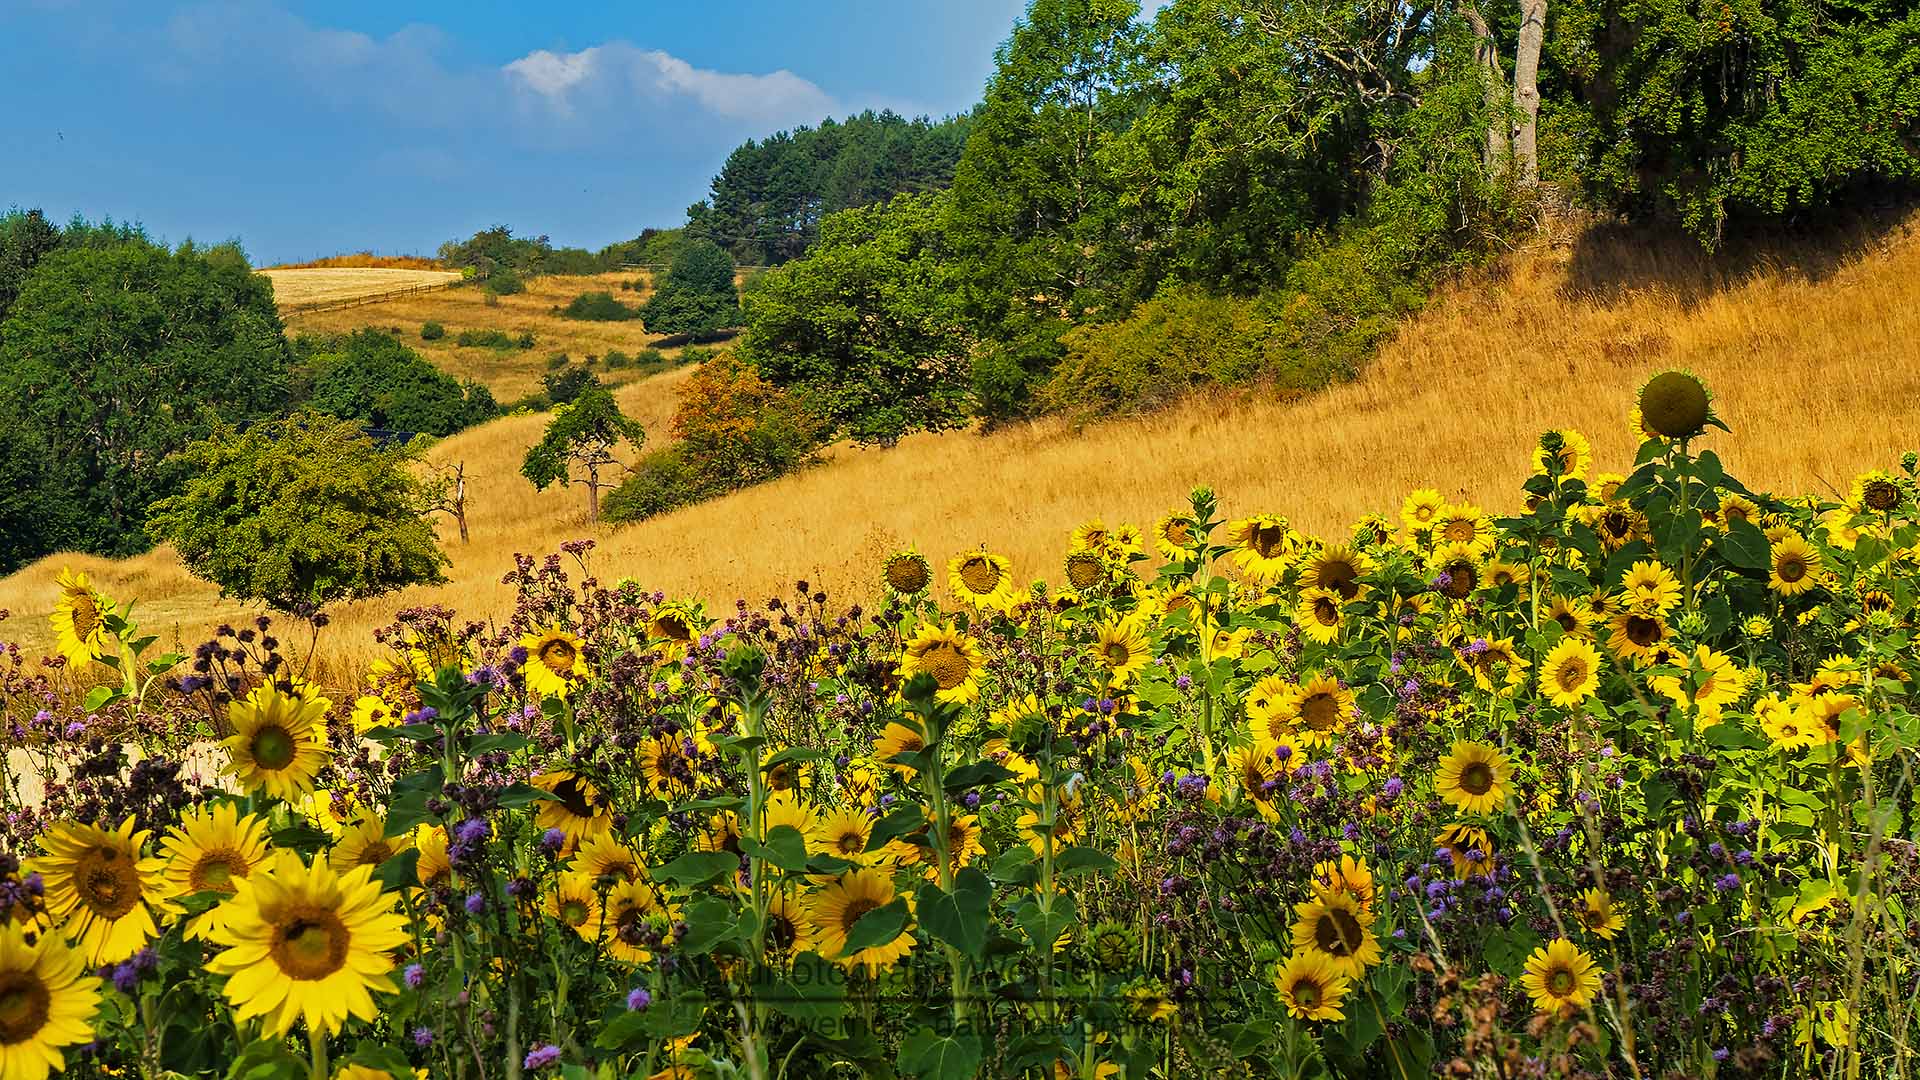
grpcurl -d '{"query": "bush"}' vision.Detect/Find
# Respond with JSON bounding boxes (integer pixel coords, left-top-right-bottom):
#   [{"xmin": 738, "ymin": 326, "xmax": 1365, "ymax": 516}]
[
  {"xmin": 484, "ymin": 267, "xmax": 524, "ymax": 296},
  {"xmin": 145, "ymin": 412, "xmax": 447, "ymax": 609},
  {"xmin": 633, "ymin": 347, "xmax": 669, "ymax": 370},
  {"xmin": 518, "ymin": 330, "xmax": 536, "ymax": 349},
  {"xmin": 456, "ymin": 328, "xmax": 519, "ymax": 350},
  {"xmin": 543, "ymin": 365, "xmax": 600, "ymax": 405},
  {"xmin": 641, "ymin": 240, "xmax": 741, "ymax": 338},
  {"xmin": 601, "ymin": 447, "xmax": 703, "ymax": 522},
  {"xmin": 603, "ymin": 349, "xmax": 632, "ymax": 369},
  {"xmin": 421, "ymin": 321, "xmax": 445, "ymax": 341},
  {"xmin": 545, "ymin": 352, "xmax": 570, "ymax": 370},
  {"xmin": 294, "ymin": 329, "xmax": 496, "ymax": 435},
  {"xmin": 559, "ymin": 291, "xmax": 641, "ymax": 322}
]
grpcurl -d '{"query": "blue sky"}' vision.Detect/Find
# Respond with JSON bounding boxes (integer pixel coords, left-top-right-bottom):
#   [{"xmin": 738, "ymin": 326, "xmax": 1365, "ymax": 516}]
[{"xmin": 0, "ymin": 1, "xmax": 1071, "ymax": 264}]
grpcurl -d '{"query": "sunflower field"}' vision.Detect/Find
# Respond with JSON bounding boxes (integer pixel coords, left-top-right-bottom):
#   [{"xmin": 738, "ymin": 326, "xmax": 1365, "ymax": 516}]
[{"xmin": 3, "ymin": 373, "xmax": 1919, "ymax": 1080}]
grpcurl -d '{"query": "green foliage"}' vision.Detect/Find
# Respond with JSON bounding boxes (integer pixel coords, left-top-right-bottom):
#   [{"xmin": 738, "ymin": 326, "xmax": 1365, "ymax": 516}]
[
  {"xmin": 522, "ymin": 384, "xmax": 646, "ymax": 519},
  {"xmin": 741, "ymin": 193, "xmax": 973, "ymax": 446},
  {"xmin": 456, "ymin": 328, "xmax": 520, "ymax": 350},
  {"xmin": 686, "ymin": 110, "xmax": 974, "ymax": 265},
  {"xmin": 483, "ymin": 267, "xmax": 525, "ymax": 296},
  {"xmin": 145, "ymin": 412, "xmax": 447, "ymax": 610},
  {"xmin": 294, "ymin": 329, "xmax": 496, "ymax": 436},
  {"xmin": 641, "ymin": 240, "xmax": 742, "ymax": 339},
  {"xmin": 438, "ymin": 225, "xmax": 552, "ymax": 276},
  {"xmin": 558, "ymin": 290, "xmax": 641, "ymax": 322},
  {"xmin": 1549, "ymin": 0, "xmax": 1920, "ymax": 243},
  {"xmin": 420, "ymin": 320, "xmax": 445, "ymax": 341},
  {"xmin": 0, "ymin": 208, "xmax": 62, "ymax": 323},
  {"xmin": 1046, "ymin": 289, "xmax": 1278, "ymax": 415},
  {"xmin": 0, "ymin": 237, "xmax": 289, "ymax": 560},
  {"xmin": 542, "ymin": 365, "xmax": 600, "ymax": 406},
  {"xmin": 600, "ymin": 447, "xmax": 702, "ymax": 522}
]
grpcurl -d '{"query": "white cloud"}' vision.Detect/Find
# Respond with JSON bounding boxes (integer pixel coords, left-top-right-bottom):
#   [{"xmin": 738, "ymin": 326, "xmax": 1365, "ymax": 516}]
[{"xmin": 504, "ymin": 43, "xmax": 837, "ymax": 127}]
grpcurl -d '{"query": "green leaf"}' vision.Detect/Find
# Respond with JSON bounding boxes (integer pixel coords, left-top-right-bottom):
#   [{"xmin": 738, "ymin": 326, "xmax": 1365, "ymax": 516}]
[
  {"xmin": 1483, "ymin": 926, "xmax": 1540, "ymax": 977},
  {"xmin": 372, "ymin": 848, "xmax": 422, "ymax": 893},
  {"xmin": 865, "ymin": 805, "xmax": 927, "ymax": 853},
  {"xmin": 467, "ymin": 732, "xmax": 532, "ymax": 755},
  {"xmin": 83, "ymin": 685, "xmax": 117, "ymax": 712},
  {"xmin": 897, "ymin": 1028, "xmax": 982, "ymax": 1080},
  {"xmin": 1703, "ymin": 722, "xmax": 1767, "ymax": 751},
  {"xmin": 740, "ymin": 825, "xmax": 810, "ymax": 872},
  {"xmin": 344, "ymin": 1043, "xmax": 415, "ymax": 1075},
  {"xmin": 942, "ymin": 761, "xmax": 1017, "ymax": 791},
  {"xmin": 763, "ymin": 746, "xmax": 828, "ymax": 769},
  {"xmin": 224, "ymin": 1039, "xmax": 307, "ymax": 1080},
  {"xmin": 268, "ymin": 824, "xmax": 331, "ymax": 855},
  {"xmin": 678, "ymin": 896, "xmax": 745, "ymax": 955},
  {"xmin": 669, "ymin": 796, "xmax": 745, "ymax": 815},
  {"xmin": 1721, "ymin": 518, "xmax": 1770, "ymax": 570},
  {"xmin": 766, "ymin": 951, "xmax": 848, "ymax": 1023},
  {"xmin": 840, "ymin": 896, "xmax": 910, "ymax": 956},
  {"xmin": 1053, "ymin": 846, "xmax": 1117, "ymax": 876},
  {"xmin": 494, "ymin": 781, "xmax": 555, "ymax": 808},
  {"xmin": 916, "ymin": 867, "xmax": 992, "ymax": 960},
  {"xmin": 653, "ymin": 850, "xmax": 741, "ymax": 888},
  {"xmin": 1016, "ymin": 894, "xmax": 1077, "ymax": 953}
]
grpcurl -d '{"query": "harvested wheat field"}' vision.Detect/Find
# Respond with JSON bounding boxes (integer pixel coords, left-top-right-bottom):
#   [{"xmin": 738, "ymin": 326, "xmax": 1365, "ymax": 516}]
[
  {"xmin": 8, "ymin": 217, "xmax": 1919, "ymax": 684},
  {"xmin": 279, "ymin": 270, "xmax": 693, "ymax": 400},
  {"xmin": 259, "ymin": 267, "xmax": 462, "ymax": 308}
]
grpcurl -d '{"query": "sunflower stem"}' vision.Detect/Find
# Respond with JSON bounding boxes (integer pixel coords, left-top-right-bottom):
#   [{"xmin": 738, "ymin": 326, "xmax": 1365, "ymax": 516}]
[{"xmin": 307, "ymin": 1025, "xmax": 329, "ymax": 1080}]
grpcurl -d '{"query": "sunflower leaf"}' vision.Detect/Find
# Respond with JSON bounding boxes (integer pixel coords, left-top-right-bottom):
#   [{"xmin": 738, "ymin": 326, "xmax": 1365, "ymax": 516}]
[
  {"xmin": 942, "ymin": 761, "xmax": 1016, "ymax": 792},
  {"xmin": 372, "ymin": 847, "xmax": 422, "ymax": 892},
  {"xmin": 763, "ymin": 746, "xmax": 828, "ymax": 769},
  {"xmin": 865, "ymin": 805, "xmax": 927, "ymax": 853},
  {"xmin": 740, "ymin": 825, "xmax": 809, "ymax": 872},
  {"xmin": 1720, "ymin": 519, "xmax": 1770, "ymax": 570},
  {"xmin": 897, "ymin": 1027, "xmax": 982, "ymax": 1080},
  {"xmin": 766, "ymin": 951, "xmax": 848, "ymax": 1023},
  {"xmin": 494, "ymin": 781, "xmax": 556, "ymax": 808},
  {"xmin": 841, "ymin": 896, "xmax": 910, "ymax": 955},
  {"xmin": 916, "ymin": 867, "xmax": 991, "ymax": 960},
  {"xmin": 1053, "ymin": 846, "xmax": 1117, "ymax": 876},
  {"xmin": 654, "ymin": 850, "xmax": 741, "ymax": 888}
]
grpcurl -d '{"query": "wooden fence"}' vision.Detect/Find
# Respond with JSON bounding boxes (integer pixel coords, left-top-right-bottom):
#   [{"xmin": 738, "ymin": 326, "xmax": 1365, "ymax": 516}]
[{"xmin": 279, "ymin": 278, "xmax": 462, "ymax": 316}]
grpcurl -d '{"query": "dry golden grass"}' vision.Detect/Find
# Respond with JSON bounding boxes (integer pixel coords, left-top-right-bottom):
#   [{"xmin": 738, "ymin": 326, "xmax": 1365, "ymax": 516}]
[
  {"xmin": 260, "ymin": 267, "xmax": 462, "ymax": 308},
  {"xmin": 8, "ymin": 216, "xmax": 1919, "ymax": 687},
  {"xmin": 282, "ymin": 271, "xmax": 696, "ymax": 401},
  {"xmin": 264, "ymin": 253, "xmax": 444, "ymax": 271}
]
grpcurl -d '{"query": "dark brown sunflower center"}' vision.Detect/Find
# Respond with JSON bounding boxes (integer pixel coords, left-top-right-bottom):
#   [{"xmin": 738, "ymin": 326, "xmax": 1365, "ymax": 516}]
[
  {"xmin": 833, "ymin": 830, "xmax": 866, "ymax": 856},
  {"xmin": 1776, "ymin": 556, "xmax": 1807, "ymax": 583},
  {"xmin": 1314, "ymin": 908, "xmax": 1365, "ymax": 955},
  {"xmin": 765, "ymin": 912, "xmax": 798, "ymax": 954},
  {"xmin": 839, "ymin": 898, "xmax": 879, "ymax": 934},
  {"xmin": 1460, "ymin": 763, "xmax": 1495, "ymax": 796},
  {"xmin": 76, "ymin": 847, "xmax": 141, "ymax": 920},
  {"xmin": 1580, "ymin": 907, "xmax": 1605, "ymax": 929},
  {"xmin": 1443, "ymin": 520, "xmax": 1477, "ymax": 543},
  {"xmin": 1624, "ymin": 615, "xmax": 1663, "ymax": 647},
  {"xmin": 1546, "ymin": 967, "xmax": 1576, "ymax": 996},
  {"xmin": 1320, "ymin": 561, "xmax": 1359, "ymax": 598},
  {"xmin": 1163, "ymin": 521, "xmax": 1192, "ymax": 546},
  {"xmin": 1555, "ymin": 658, "xmax": 1589, "ymax": 691},
  {"xmin": 0, "ymin": 970, "xmax": 51, "ymax": 1045},
  {"xmin": 654, "ymin": 615, "xmax": 690, "ymax": 643},
  {"xmin": 250, "ymin": 725, "xmax": 298, "ymax": 771},
  {"xmin": 1102, "ymin": 642, "xmax": 1132, "ymax": 667},
  {"xmin": 69, "ymin": 596, "xmax": 101, "ymax": 639},
  {"xmin": 1554, "ymin": 611, "xmax": 1579, "ymax": 633},
  {"xmin": 920, "ymin": 643, "xmax": 971, "ymax": 690},
  {"xmin": 1313, "ymin": 597, "xmax": 1339, "ymax": 624},
  {"xmin": 540, "ymin": 639, "xmax": 578, "ymax": 672},
  {"xmin": 1290, "ymin": 977, "xmax": 1322, "ymax": 1008},
  {"xmin": 886, "ymin": 557, "xmax": 930, "ymax": 593},
  {"xmin": 1602, "ymin": 512, "xmax": 1632, "ymax": 538},
  {"xmin": 1250, "ymin": 525, "xmax": 1287, "ymax": 559},
  {"xmin": 1066, "ymin": 554, "xmax": 1104, "ymax": 589},
  {"xmin": 272, "ymin": 908, "xmax": 349, "ymax": 981},
  {"xmin": 554, "ymin": 777, "xmax": 596, "ymax": 819},
  {"xmin": 958, "ymin": 557, "xmax": 1002, "ymax": 594},
  {"xmin": 1300, "ymin": 692, "xmax": 1341, "ymax": 732},
  {"xmin": 190, "ymin": 851, "xmax": 245, "ymax": 894},
  {"xmin": 1443, "ymin": 565, "xmax": 1477, "ymax": 599},
  {"xmin": 1863, "ymin": 480, "xmax": 1901, "ymax": 511},
  {"xmin": 356, "ymin": 842, "xmax": 394, "ymax": 867}
]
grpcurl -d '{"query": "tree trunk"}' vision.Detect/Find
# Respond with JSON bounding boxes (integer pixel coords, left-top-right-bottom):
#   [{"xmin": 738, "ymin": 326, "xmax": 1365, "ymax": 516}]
[
  {"xmin": 586, "ymin": 462, "xmax": 601, "ymax": 523},
  {"xmin": 453, "ymin": 463, "xmax": 470, "ymax": 544},
  {"xmin": 1459, "ymin": 0, "xmax": 1510, "ymax": 171},
  {"xmin": 1512, "ymin": 0, "xmax": 1547, "ymax": 183}
]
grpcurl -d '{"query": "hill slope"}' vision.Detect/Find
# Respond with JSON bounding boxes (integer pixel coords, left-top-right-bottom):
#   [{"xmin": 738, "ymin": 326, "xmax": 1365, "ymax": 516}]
[{"xmin": 7, "ymin": 217, "xmax": 1918, "ymax": 680}]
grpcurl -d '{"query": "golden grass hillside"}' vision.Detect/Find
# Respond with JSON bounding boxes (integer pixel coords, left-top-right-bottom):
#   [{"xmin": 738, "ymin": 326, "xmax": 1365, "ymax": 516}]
[
  {"xmin": 278, "ymin": 270, "xmax": 693, "ymax": 401},
  {"xmin": 7, "ymin": 216, "xmax": 1919, "ymax": 684}
]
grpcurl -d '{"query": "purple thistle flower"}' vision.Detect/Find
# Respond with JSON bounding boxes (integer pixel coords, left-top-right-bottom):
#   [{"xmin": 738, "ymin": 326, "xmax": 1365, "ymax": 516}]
[
  {"xmin": 413, "ymin": 1026, "xmax": 436, "ymax": 1048},
  {"xmin": 524, "ymin": 1044, "xmax": 563, "ymax": 1069},
  {"xmin": 404, "ymin": 964, "xmax": 425, "ymax": 988},
  {"xmin": 540, "ymin": 828, "xmax": 567, "ymax": 853},
  {"xmin": 626, "ymin": 987, "xmax": 652, "ymax": 1010},
  {"xmin": 465, "ymin": 892, "xmax": 487, "ymax": 915}
]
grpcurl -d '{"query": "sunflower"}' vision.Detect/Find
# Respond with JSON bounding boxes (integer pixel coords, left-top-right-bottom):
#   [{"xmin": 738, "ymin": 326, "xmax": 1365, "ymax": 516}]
[
  {"xmin": 1651, "ymin": 646, "xmax": 1745, "ymax": 719},
  {"xmin": 1434, "ymin": 741, "xmax": 1512, "ymax": 815},
  {"xmin": 1244, "ymin": 675, "xmax": 1294, "ymax": 743},
  {"xmin": 1849, "ymin": 470, "xmax": 1906, "ymax": 515},
  {"xmin": 1430, "ymin": 542, "xmax": 1483, "ymax": 600},
  {"xmin": 49, "ymin": 568, "xmax": 114, "ymax": 668},
  {"xmin": 1605, "ymin": 611, "xmax": 1670, "ymax": 667},
  {"xmin": 349, "ymin": 695, "xmax": 400, "ymax": 735},
  {"xmin": 1399, "ymin": 489, "xmax": 1445, "ymax": 534},
  {"xmin": 1768, "ymin": 534, "xmax": 1822, "ymax": 597},
  {"xmin": 637, "ymin": 735, "xmax": 698, "ymax": 799},
  {"xmin": 32, "ymin": 817, "xmax": 172, "ymax": 966},
  {"xmin": 1017, "ymin": 787, "xmax": 1082, "ymax": 857},
  {"xmin": 206, "ymin": 853, "xmax": 408, "ymax": 1036},
  {"xmin": 521, "ymin": 626, "xmax": 592, "ymax": 698},
  {"xmin": 1485, "ymin": 560, "xmax": 1531, "ymax": 596},
  {"xmin": 1285, "ymin": 675, "xmax": 1355, "ymax": 747},
  {"xmin": 1521, "ymin": 937, "xmax": 1603, "ymax": 1013},
  {"xmin": 810, "ymin": 868, "xmax": 914, "ymax": 975},
  {"xmin": 1460, "ymin": 636, "xmax": 1529, "ymax": 695},
  {"xmin": 1271, "ymin": 950, "xmax": 1351, "ymax": 1022},
  {"xmin": 1309, "ymin": 855, "xmax": 1376, "ymax": 908},
  {"xmin": 1227, "ymin": 746, "xmax": 1282, "ymax": 821},
  {"xmin": 531, "ymin": 770, "xmax": 613, "ymax": 853},
  {"xmin": 1716, "ymin": 492, "xmax": 1760, "ymax": 528},
  {"xmin": 570, "ymin": 834, "xmax": 644, "ymax": 885},
  {"xmin": 1068, "ymin": 520, "xmax": 1111, "ymax": 551},
  {"xmin": 1295, "ymin": 588, "xmax": 1344, "ymax": 645},
  {"xmin": 1153, "ymin": 510, "xmax": 1197, "ymax": 561},
  {"xmin": 1576, "ymin": 888, "xmax": 1625, "ymax": 941},
  {"xmin": 873, "ymin": 722, "xmax": 928, "ymax": 776},
  {"xmin": 948, "ymin": 549, "xmax": 1018, "ymax": 611},
  {"xmin": 882, "ymin": 550, "xmax": 933, "ymax": 595},
  {"xmin": 1432, "ymin": 505, "xmax": 1494, "ymax": 551},
  {"xmin": 327, "ymin": 816, "xmax": 411, "ymax": 876},
  {"xmin": 896, "ymin": 815, "xmax": 987, "ymax": 882},
  {"xmin": 1062, "ymin": 549, "xmax": 1108, "ymax": 592},
  {"xmin": 764, "ymin": 791, "xmax": 818, "ymax": 849},
  {"xmin": 0, "ymin": 922, "xmax": 101, "ymax": 1080},
  {"xmin": 413, "ymin": 826, "xmax": 452, "ymax": 889},
  {"xmin": 222, "ymin": 683, "xmax": 330, "ymax": 802},
  {"xmin": 696, "ymin": 811, "xmax": 744, "ymax": 858},
  {"xmin": 1290, "ymin": 890, "xmax": 1380, "ymax": 979},
  {"xmin": 546, "ymin": 872, "xmax": 603, "ymax": 939},
  {"xmin": 898, "ymin": 621, "xmax": 986, "ymax": 705},
  {"xmin": 1533, "ymin": 429, "xmax": 1593, "ymax": 482},
  {"xmin": 1543, "ymin": 595, "xmax": 1591, "ymax": 638},
  {"xmin": 1618, "ymin": 560, "xmax": 1681, "ymax": 614},
  {"xmin": 1539, "ymin": 637, "xmax": 1603, "ymax": 708},
  {"xmin": 1302, "ymin": 545, "xmax": 1371, "ymax": 601},
  {"xmin": 1589, "ymin": 503, "xmax": 1648, "ymax": 553},
  {"xmin": 1090, "ymin": 616, "xmax": 1150, "ymax": 686},
  {"xmin": 159, "ymin": 802, "xmax": 271, "ymax": 940},
  {"xmin": 1803, "ymin": 692, "xmax": 1861, "ymax": 745},
  {"xmin": 1432, "ymin": 823, "xmax": 1491, "ymax": 879},
  {"xmin": 1225, "ymin": 514, "xmax": 1298, "ymax": 584},
  {"xmin": 760, "ymin": 890, "xmax": 818, "ymax": 962},
  {"xmin": 603, "ymin": 879, "xmax": 675, "ymax": 965},
  {"xmin": 647, "ymin": 601, "xmax": 704, "ymax": 660},
  {"xmin": 811, "ymin": 807, "xmax": 877, "ymax": 864}
]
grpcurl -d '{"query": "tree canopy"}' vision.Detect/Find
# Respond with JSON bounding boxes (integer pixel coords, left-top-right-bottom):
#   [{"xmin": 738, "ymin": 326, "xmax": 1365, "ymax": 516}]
[
  {"xmin": 146, "ymin": 413, "xmax": 448, "ymax": 610},
  {"xmin": 521, "ymin": 385, "xmax": 646, "ymax": 521},
  {"xmin": 640, "ymin": 240, "xmax": 742, "ymax": 340},
  {"xmin": 295, "ymin": 329, "xmax": 496, "ymax": 436}
]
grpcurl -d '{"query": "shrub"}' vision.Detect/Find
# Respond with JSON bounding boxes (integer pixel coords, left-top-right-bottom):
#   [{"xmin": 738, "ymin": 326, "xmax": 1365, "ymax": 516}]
[
  {"xmin": 633, "ymin": 347, "xmax": 669, "ymax": 370},
  {"xmin": 641, "ymin": 240, "xmax": 741, "ymax": 339},
  {"xmin": 456, "ymin": 328, "xmax": 519, "ymax": 350},
  {"xmin": 559, "ymin": 291, "xmax": 641, "ymax": 322},
  {"xmin": 521, "ymin": 384, "xmax": 645, "ymax": 521},
  {"xmin": 517, "ymin": 330, "xmax": 536, "ymax": 349},
  {"xmin": 421, "ymin": 321, "xmax": 445, "ymax": 341},
  {"xmin": 294, "ymin": 329, "xmax": 496, "ymax": 435},
  {"xmin": 145, "ymin": 412, "xmax": 447, "ymax": 609},
  {"xmin": 1045, "ymin": 289, "xmax": 1277, "ymax": 416},
  {"xmin": 603, "ymin": 349, "xmax": 632, "ymax": 369},
  {"xmin": 546, "ymin": 352, "xmax": 570, "ymax": 369},
  {"xmin": 484, "ymin": 267, "xmax": 524, "ymax": 296},
  {"xmin": 601, "ymin": 447, "xmax": 703, "ymax": 522},
  {"xmin": 543, "ymin": 365, "xmax": 600, "ymax": 405}
]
